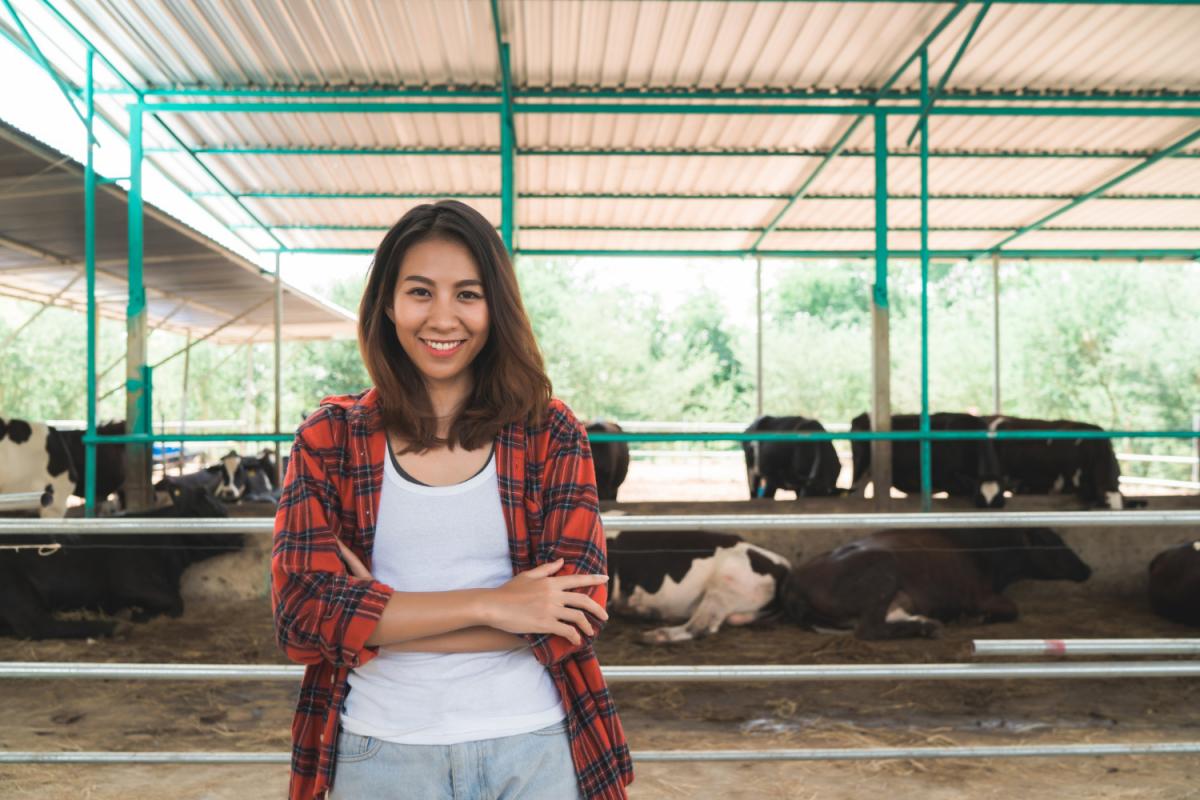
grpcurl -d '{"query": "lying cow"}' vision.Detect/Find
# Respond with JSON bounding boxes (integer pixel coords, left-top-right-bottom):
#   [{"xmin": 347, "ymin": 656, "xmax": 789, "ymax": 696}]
[
  {"xmin": 0, "ymin": 417, "xmax": 126, "ymax": 517},
  {"xmin": 744, "ymin": 415, "xmax": 841, "ymax": 499},
  {"xmin": 1148, "ymin": 541, "xmax": 1200, "ymax": 627},
  {"xmin": 0, "ymin": 481, "xmax": 240, "ymax": 640},
  {"xmin": 851, "ymin": 412, "xmax": 1004, "ymax": 508},
  {"xmin": 607, "ymin": 530, "xmax": 790, "ymax": 643},
  {"xmin": 212, "ymin": 450, "xmax": 279, "ymax": 504},
  {"xmin": 984, "ymin": 416, "xmax": 1130, "ymax": 510},
  {"xmin": 782, "ymin": 528, "xmax": 1091, "ymax": 639},
  {"xmin": 585, "ymin": 421, "xmax": 630, "ymax": 502}
]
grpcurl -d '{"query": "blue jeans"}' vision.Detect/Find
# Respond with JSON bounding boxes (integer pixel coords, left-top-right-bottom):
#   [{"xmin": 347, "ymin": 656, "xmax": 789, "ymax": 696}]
[{"xmin": 329, "ymin": 719, "xmax": 584, "ymax": 800}]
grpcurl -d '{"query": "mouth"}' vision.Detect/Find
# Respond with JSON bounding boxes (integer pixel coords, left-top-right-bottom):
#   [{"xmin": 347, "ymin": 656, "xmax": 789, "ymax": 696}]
[{"xmin": 419, "ymin": 337, "xmax": 467, "ymax": 356}]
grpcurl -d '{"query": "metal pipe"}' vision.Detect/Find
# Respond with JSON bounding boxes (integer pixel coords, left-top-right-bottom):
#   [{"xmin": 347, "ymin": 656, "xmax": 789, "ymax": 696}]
[
  {"xmin": 992, "ymin": 254, "xmax": 1002, "ymax": 414},
  {"xmin": 871, "ymin": 112, "xmax": 892, "ymax": 512},
  {"xmin": 974, "ymin": 639, "xmax": 1200, "ymax": 657},
  {"xmin": 5, "ymin": 741, "xmax": 1200, "ymax": 765},
  {"xmin": 273, "ymin": 253, "xmax": 283, "ymax": 487},
  {"xmin": 0, "ymin": 491, "xmax": 49, "ymax": 512},
  {"xmin": 289, "ymin": 248, "xmax": 1200, "ymax": 260},
  {"xmin": 5, "ymin": 510, "xmax": 1200, "ymax": 536},
  {"xmin": 125, "ymin": 104, "xmax": 151, "ymax": 512},
  {"xmin": 84, "ymin": 47, "xmax": 97, "ymax": 517},
  {"xmin": 755, "ymin": 257, "xmax": 763, "ymax": 418},
  {"xmin": 3, "ymin": 661, "xmax": 1199, "ymax": 682}
]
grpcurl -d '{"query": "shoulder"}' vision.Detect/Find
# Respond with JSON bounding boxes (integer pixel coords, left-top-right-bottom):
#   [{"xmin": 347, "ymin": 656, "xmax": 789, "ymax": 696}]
[
  {"xmin": 543, "ymin": 398, "xmax": 587, "ymax": 445},
  {"xmin": 294, "ymin": 389, "xmax": 371, "ymax": 450}
]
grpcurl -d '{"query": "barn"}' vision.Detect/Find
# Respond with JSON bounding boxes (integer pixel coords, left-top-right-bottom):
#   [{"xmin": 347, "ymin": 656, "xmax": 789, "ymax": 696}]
[{"xmin": 1, "ymin": 1, "xmax": 1199, "ymax": 798}]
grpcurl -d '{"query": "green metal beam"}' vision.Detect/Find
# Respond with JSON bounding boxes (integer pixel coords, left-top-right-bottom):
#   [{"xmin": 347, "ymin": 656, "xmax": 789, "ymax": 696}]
[
  {"xmin": 137, "ymin": 101, "xmax": 502, "ymax": 114},
  {"xmin": 988, "ymin": 125, "xmax": 1200, "ymax": 252},
  {"xmin": 491, "ymin": 0, "xmax": 516, "ymax": 253},
  {"xmin": 202, "ymin": 190, "xmax": 1200, "ymax": 202},
  {"xmin": 129, "ymin": 85, "xmax": 1200, "ymax": 104},
  {"xmin": 270, "ymin": 248, "xmax": 1199, "ymax": 260},
  {"xmin": 176, "ymin": 145, "xmax": 1200, "ymax": 159},
  {"xmin": 751, "ymin": 1, "xmax": 971, "ymax": 252},
  {"xmin": 242, "ymin": 223, "xmax": 1200, "ymax": 234},
  {"xmin": 918, "ymin": 49, "xmax": 933, "ymax": 511},
  {"xmin": 907, "ymin": 0, "xmax": 993, "ymax": 146}
]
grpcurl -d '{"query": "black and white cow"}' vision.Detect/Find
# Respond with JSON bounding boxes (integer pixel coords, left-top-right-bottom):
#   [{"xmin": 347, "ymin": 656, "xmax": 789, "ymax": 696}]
[
  {"xmin": 0, "ymin": 417, "xmax": 126, "ymax": 517},
  {"xmin": 0, "ymin": 481, "xmax": 240, "ymax": 639},
  {"xmin": 585, "ymin": 421, "xmax": 630, "ymax": 502},
  {"xmin": 743, "ymin": 415, "xmax": 841, "ymax": 500},
  {"xmin": 984, "ymin": 416, "xmax": 1131, "ymax": 510},
  {"xmin": 782, "ymin": 528, "xmax": 1092, "ymax": 639},
  {"xmin": 606, "ymin": 529, "xmax": 791, "ymax": 643},
  {"xmin": 1148, "ymin": 540, "xmax": 1200, "ymax": 627},
  {"xmin": 851, "ymin": 412, "xmax": 1005, "ymax": 508},
  {"xmin": 212, "ymin": 450, "xmax": 279, "ymax": 504}
]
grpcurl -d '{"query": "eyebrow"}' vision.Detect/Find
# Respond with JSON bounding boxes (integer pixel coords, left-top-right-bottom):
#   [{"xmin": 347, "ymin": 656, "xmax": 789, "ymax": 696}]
[{"xmin": 401, "ymin": 275, "xmax": 484, "ymax": 288}]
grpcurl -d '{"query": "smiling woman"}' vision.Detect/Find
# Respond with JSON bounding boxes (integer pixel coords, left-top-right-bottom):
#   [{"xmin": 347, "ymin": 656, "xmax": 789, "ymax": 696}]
[{"xmin": 271, "ymin": 201, "xmax": 632, "ymax": 800}]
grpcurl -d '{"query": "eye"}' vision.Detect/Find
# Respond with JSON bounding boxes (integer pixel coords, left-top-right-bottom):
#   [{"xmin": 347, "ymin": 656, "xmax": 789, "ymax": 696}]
[
  {"xmin": 406, "ymin": 287, "xmax": 432, "ymax": 297},
  {"xmin": 458, "ymin": 290, "xmax": 484, "ymax": 301}
]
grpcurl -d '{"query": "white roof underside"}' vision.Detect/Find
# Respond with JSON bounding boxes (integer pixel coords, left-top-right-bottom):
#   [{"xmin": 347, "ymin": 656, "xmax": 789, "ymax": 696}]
[{"xmin": 3, "ymin": 0, "xmax": 1199, "ymax": 258}]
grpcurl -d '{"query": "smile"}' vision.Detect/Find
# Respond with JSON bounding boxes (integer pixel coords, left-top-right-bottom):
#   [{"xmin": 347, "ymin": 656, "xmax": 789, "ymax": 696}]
[{"xmin": 419, "ymin": 338, "xmax": 467, "ymax": 355}]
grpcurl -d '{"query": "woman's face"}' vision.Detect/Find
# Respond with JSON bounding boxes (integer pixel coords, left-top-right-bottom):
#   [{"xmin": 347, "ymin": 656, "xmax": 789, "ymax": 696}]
[{"xmin": 387, "ymin": 237, "xmax": 490, "ymax": 393}]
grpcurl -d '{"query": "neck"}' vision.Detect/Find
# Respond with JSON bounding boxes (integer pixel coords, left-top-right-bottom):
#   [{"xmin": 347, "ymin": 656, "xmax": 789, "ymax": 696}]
[{"xmin": 425, "ymin": 376, "xmax": 473, "ymax": 436}]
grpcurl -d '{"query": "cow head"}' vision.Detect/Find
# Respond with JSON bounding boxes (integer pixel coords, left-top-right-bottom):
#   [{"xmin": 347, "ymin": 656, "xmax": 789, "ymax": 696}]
[
  {"xmin": 778, "ymin": 571, "xmax": 814, "ymax": 628},
  {"xmin": 1022, "ymin": 528, "xmax": 1092, "ymax": 583},
  {"xmin": 213, "ymin": 451, "xmax": 246, "ymax": 502}
]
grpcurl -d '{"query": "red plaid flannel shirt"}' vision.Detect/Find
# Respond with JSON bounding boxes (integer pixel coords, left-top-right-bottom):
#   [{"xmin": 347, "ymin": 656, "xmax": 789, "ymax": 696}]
[{"xmin": 272, "ymin": 388, "xmax": 632, "ymax": 800}]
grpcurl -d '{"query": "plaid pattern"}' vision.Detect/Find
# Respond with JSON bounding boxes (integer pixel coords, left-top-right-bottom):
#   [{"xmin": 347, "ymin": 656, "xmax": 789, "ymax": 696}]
[{"xmin": 272, "ymin": 388, "xmax": 632, "ymax": 800}]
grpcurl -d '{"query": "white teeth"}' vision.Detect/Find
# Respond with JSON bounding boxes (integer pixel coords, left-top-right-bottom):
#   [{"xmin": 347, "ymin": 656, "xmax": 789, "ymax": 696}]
[{"xmin": 423, "ymin": 339, "xmax": 463, "ymax": 351}]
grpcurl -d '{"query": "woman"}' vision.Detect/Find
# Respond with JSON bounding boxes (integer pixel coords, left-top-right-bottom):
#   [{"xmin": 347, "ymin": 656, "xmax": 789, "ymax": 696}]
[{"xmin": 272, "ymin": 201, "xmax": 632, "ymax": 800}]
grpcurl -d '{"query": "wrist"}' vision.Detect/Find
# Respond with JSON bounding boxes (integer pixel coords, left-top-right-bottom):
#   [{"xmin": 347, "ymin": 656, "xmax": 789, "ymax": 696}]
[{"xmin": 469, "ymin": 588, "xmax": 497, "ymax": 627}]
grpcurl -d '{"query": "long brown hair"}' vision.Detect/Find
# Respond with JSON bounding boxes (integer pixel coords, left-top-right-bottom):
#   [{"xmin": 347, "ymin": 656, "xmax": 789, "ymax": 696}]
[{"xmin": 358, "ymin": 200, "xmax": 551, "ymax": 451}]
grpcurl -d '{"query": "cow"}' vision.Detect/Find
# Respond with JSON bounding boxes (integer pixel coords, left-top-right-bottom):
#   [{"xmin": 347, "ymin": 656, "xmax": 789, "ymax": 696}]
[
  {"xmin": 606, "ymin": 529, "xmax": 791, "ymax": 643},
  {"xmin": 1148, "ymin": 541, "xmax": 1200, "ymax": 627},
  {"xmin": 983, "ymin": 416, "xmax": 1132, "ymax": 510},
  {"xmin": 851, "ymin": 412, "xmax": 1004, "ymax": 508},
  {"xmin": 781, "ymin": 528, "xmax": 1091, "ymax": 640},
  {"xmin": 212, "ymin": 450, "xmax": 279, "ymax": 504},
  {"xmin": 0, "ymin": 417, "xmax": 126, "ymax": 517},
  {"xmin": 0, "ymin": 481, "xmax": 240, "ymax": 640},
  {"xmin": 743, "ymin": 415, "xmax": 841, "ymax": 500},
  {"xmin": 585, "ymin": 421, "xmax": 630, "ymax": 502}
]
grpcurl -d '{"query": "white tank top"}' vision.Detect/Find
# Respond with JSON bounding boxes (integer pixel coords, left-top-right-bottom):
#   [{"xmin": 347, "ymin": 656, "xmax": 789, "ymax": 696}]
[{"xmin": 340, "ymin": 444, "xmax": 565, "ymax": 744}]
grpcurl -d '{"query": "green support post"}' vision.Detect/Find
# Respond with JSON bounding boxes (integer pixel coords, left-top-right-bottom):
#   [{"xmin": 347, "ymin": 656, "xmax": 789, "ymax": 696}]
[
  {"xmin": 919, "ymin": 50, "xmax": 933, "ymax": 512},
  {"xmin": 492, "ymin": 0, "xmax": 516, "ymax": 254},
  {"xmin": 126, "ymin": 104, "xmax": 151, "ymax": 510},
  {"xmin": 84, "ymin": 48, "xmax": 97, "ymax": 517}
]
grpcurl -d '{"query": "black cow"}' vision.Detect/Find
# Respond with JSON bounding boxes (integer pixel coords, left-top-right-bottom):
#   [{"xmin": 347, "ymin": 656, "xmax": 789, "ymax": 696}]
[
  {"xmin": 585, "ymin": 421, "xmax": 630, "ymax": 502},
  {"xmin": 1148, "ymin": 541, "xmax": 1200, "ymax": 627},
  {"xmin": 743, "ymin": 415, "xmax": 841, "ymax": 500},
  {"xmin": 851, "ymin": 412, "xmax": 1004, "ymax": 508},
  {"xmin": 984, "ymin": 416, "xmax": 1131, "ymax": 510},
  {"xmin": 607, "ymin": 530, "xmax": 792, "ymax": 643},
  {"xmin": 782, "ymin": 528, "xmax": 1091, "ymax": 639},
  {"xmin": 0, "ymin": 481, "xmax": 240, "ymax": 640},
  {"xmin": 212, "ymin": 450, "xmax": 280, "ymax": 504},
  {"xmin": 0, "ymin": 418, "xmax": 126, "ymax": 517}
]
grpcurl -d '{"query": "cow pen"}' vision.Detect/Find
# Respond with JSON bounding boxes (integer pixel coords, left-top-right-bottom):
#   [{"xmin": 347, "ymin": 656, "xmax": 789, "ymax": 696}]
[
  {"xmin": 2, "ymin": 505, "xmax": 1200, "ymax": 797},
  {"xmin": 3, "ymin": 0, "xmax": 1200, "ymax": 798}
]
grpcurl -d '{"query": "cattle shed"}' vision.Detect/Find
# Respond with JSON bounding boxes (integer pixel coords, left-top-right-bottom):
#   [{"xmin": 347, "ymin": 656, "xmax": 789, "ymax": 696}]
[
  {"xmin": 1, "ymin": 2, "xmax": 1199, "ymax": 796},
  {"xmin": 2, "ymin": 0, "xmax": 1198, "ymax": 512}
]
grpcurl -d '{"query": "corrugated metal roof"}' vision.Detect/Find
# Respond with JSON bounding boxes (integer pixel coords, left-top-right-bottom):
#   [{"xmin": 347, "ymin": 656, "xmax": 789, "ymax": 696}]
[
  {"xmin": 1, "ymin": 0, "xmax": 1198, "ymax": 260},
  {"xmin": 0, "ymin": 120, "xmax": 354, "ymax": 341}
]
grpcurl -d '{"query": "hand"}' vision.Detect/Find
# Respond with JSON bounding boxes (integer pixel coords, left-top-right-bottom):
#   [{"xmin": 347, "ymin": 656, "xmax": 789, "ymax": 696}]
[
  {"xmin": 485, "ymin": 559, "xmax": 609, "ymax": 645},
  {"xmin": 336, "ymin": 538, "xmax": 372, "ymax": 580}
]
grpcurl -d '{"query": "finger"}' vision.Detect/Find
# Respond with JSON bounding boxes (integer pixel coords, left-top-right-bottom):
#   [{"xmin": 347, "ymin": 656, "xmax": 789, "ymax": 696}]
[
  {"xmin": 563, "ymin": 593, "xmax": 609, "ymax": 620},
  {"xmin": 552, "ymin": 622, "xmax": 581, "ymax": 646},
  {"xmin": 524, "ymin": 558, "xmax": 565, "ymax": 578},
  {"xmin": 552, "ymin": 574, "xmax": 609, "ymax": 590},
  {"xmin": 562, "ymin": 608, "xmax": 593, "ymax": 636}
]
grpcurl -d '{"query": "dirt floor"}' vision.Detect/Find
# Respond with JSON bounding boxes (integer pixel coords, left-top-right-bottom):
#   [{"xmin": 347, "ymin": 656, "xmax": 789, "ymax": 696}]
[{"xmin": 1, "ymin": 585, "xmax": 1198, "ymax": 799}]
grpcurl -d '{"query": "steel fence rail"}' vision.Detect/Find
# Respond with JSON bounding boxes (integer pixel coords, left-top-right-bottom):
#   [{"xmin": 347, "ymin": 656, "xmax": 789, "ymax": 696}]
[
  {"xmin": 5, "ymin": 742, "xmax": 1200, "ymax": 765},
  {"xmin": 4, "ymin": 661, "xmax": 1200, "ymax": 682},
  {"xmin": 0, "ymin": 491, "xmax": 47, "ymax": 512},
  {"xmin": 3, "ymin": 510, "xmax": 1199, "ymax": 537},
  {"xmin": 974, "ymin": 639, "xmax": 1200, "ymax": 657}
]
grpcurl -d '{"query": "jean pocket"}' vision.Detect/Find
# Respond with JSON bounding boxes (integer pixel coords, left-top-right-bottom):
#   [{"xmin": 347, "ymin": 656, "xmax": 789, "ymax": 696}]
[
  {"xmin": 530, "ymin": 717, "xmax": 569, "ymax": 737},
  {"xmin": 337, "ymin": 730, "xmax": 383, "ymax": 762}
]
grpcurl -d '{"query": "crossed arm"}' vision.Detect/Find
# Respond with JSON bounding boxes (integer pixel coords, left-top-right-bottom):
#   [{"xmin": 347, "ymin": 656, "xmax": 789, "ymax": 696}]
[{"xmin": 336, "ymin": 540, "xmax": 608, "ymax": 654}]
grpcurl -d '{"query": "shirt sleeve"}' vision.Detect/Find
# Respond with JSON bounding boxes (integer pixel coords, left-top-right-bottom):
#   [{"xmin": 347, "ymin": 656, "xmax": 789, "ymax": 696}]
[
  {"xmin": 271, "ymin": 412, "xmax": 393, "ymax": 669},
  {"xmin": 523, "ymin": 404, "xmax": 610, "ymax": 667}
]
